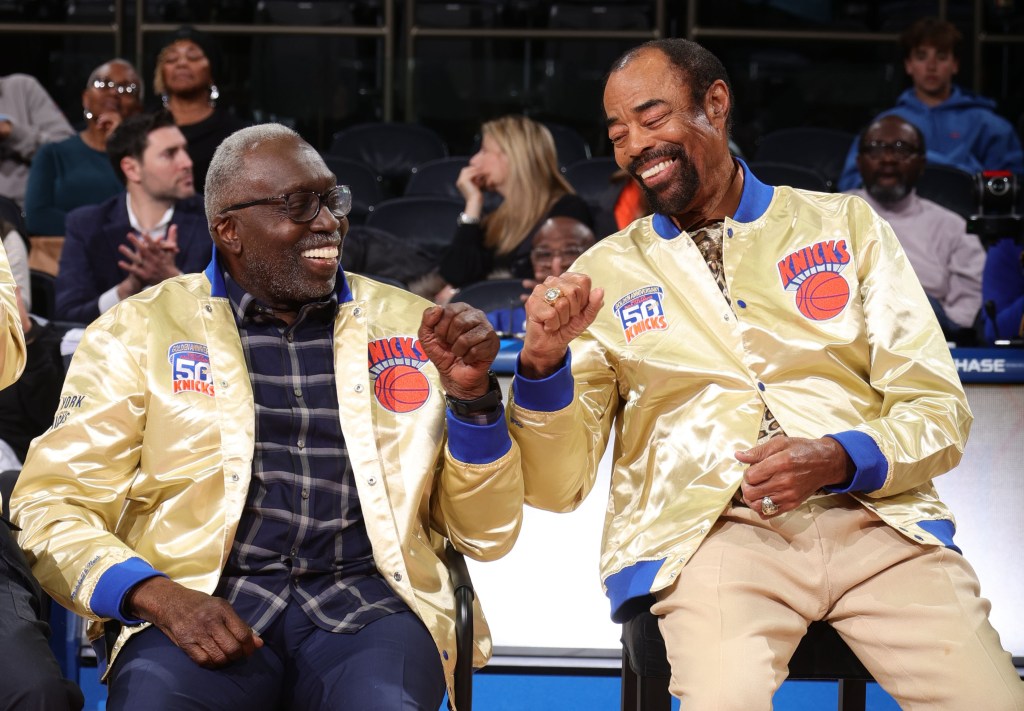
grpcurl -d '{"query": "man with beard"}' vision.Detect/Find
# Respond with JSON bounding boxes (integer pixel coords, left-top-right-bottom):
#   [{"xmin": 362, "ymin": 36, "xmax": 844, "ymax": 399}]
[
  {"xmin": 55, "ymin": 109, "xmax": 210, "ymax": 323},
  {"xmin": 506, "ymin": 38, "xmax": 1024, "ymax": 708},
  {"xmin": 12, "ymin": 123, "xmax": 523, "ymax": 710},
  {"xmin": 848, "ymin": 114, "xmax": 984, "ymax": 340}
]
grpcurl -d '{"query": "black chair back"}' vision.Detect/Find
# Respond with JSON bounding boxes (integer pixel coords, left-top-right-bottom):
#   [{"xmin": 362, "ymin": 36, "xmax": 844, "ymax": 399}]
[
  {"xmin": 450, "ymin": 278, "xmax": 530, "ymax": 314},
  {"xmin": 753, "ymin": 127, "xmax": 856, "ymax": 191},
  {"xmin": 329, "ymin": 122, "xmax": 449, "ymax": 198},
  {"xmin": 364, "ymin": 195, "xmax": 463, "ymax": 259},
  {"xmin": 916, "ymin": 164, "xmax": 977, "ymax": 220},
  {"xmin": 748, "ymin": 161, "xmax": 831, "ymax": 192},
  {"xmin": 322, "ymin": 155, "xmax": 385, "ymax": 224}
]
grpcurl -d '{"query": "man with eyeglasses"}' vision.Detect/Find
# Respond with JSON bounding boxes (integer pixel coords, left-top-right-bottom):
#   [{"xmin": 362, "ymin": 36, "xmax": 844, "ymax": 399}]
[
  {"xmin": 848, "ymin": 114, "xmax": 985, "ymax": 341},
  {"xmin": 55, "ymin": 109, "xmax": 210, "ymax": 324},
  {"xmin": 11, "ymin": 123, "xmax": 524, "ymax": 710},
  {"xmin": 838, "ymin": 17, "xmax": 1023, "ymax": 191}
]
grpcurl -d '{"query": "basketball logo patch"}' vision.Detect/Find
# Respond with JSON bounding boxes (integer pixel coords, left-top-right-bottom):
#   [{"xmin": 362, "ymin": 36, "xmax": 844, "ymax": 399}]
[
  {"xmin": 613, "ymin": 286, "xmax": 669, "ymax": 344},
  {"xmin": 168, "ymin": 341, "xmax": 215, "ymax": 397},
  {"xmin": 367, "ymin": 336, "xmax": 432, "ymax": 413},
  {"xmin": 777, "ymin": 240, "xmax": 852, "ymax": 321}
]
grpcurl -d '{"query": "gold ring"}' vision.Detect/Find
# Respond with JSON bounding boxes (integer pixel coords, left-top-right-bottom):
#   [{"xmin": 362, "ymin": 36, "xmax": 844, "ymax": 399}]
[
  {"xmin": 543, "ymin": 287, "xmax": 562, "ymax": 305},
  {"xmin": 761, "ymin": 496, "xmax": 779, "ymax": 516}
]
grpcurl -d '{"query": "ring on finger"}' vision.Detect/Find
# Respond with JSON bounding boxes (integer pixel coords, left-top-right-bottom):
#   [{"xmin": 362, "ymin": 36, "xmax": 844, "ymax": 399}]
[
  {"xmin": 543, "ymin": 286, "xmax": 562, "ymax": 305},
  {"xmin": 761, "ymin": 496, "xmax": 779, "ymax": 516}
]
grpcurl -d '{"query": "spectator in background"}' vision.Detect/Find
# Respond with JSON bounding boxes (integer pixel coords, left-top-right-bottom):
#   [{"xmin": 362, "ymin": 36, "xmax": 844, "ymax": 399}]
[
  {"xmin": 439, "ymin": 115, "xmax": 592, "ymax": 289},
  {"xmin": 487, "ymin": 216, "xmax": 595, "ymax": 336},
  {"xmin": 153, "ymin": 26, "xmax": 248, "ymax": 191},
  {"xmin": 0, "ymin": 73, "xmax": 74, "ymax": 207},
  {"xmin": 55, "ymin": 110, "xmax": 209, "ymax": 324},
  {"xmin": 848, "ymin": 115, "xmax": 985, "ymax": 341},
  {"xmin": 838, "ymin": 17, "xmax": 1024, "ymax": 191},
  {"xmin": 24, "ymin": 59, "xmax": 143, "ymax": 236},
  {"xmin": 982, "ymin": 237, "xmax": 1024, "ymax": 343}
]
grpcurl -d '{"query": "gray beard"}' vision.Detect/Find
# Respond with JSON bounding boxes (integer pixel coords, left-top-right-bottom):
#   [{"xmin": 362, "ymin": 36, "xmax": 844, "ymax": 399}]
[{"xmin": 866, "ymin": 181, "xmax": 910, "ymax": 205}]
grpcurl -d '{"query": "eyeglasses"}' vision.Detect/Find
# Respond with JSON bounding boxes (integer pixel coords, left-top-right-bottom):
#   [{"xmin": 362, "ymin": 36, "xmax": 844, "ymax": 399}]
[
  {"xmin": 219, "ymin": 185, "xmax": 352, "ymax": 223},
  {"xmin": 531, "ymin": 246, "xmax": 587, "ymax": 265},
  {"xmin": 858, "ymin": 140, "xmax": 922, "ymax": 161},
  {"xmin": 92, "ymin": 79, "xmax": 139, "ymax": 95}
]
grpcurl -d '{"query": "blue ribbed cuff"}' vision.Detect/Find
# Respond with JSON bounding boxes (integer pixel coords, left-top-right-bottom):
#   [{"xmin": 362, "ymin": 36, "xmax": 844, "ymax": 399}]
[
  {"xmin": 512, "ymin": 351, "xmax": 573, "ymax": 412},
  {"xmin": 446, "ymin": 407, "xmax": 513, "ymax": 464},
  {"xmin": 824, "ymin": 431, "xmax": 887, "ymax": 493},
  {"xmin": 92, "ymin": 558, "xmax": 167, "ymax": 623}
]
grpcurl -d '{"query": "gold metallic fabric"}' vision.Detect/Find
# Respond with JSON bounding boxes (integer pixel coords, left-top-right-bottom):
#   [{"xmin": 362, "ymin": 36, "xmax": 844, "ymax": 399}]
[{"xmin": 510, "ymin": 187, "xmax": 971, "ymax": 600}]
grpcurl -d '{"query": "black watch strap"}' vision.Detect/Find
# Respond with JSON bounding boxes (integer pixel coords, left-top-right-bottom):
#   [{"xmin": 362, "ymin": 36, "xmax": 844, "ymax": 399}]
[{"xmin": 444, "ymin": 370, "xmax": 502, "ymax": 416}]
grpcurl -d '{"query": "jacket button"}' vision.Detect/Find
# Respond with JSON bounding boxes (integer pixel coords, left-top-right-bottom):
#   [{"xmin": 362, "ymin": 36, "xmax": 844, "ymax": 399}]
[
  {"xmin": 205, "ymin": 305, "xmax": 212, "ymax": 312},
  {"xmin": 367, "ymin": 477, "xmax": 376, "ymax": 485},
  {"xmin": 393, "ymin": 572, "xmax": 402, "ymax": 582},
  {"xmin": 353, "ymin": 307, "xmax": 363, "ymax": 317},
  {"xmin": 354, "ymin": 383, "xmax": 364, "ymax": 393}
]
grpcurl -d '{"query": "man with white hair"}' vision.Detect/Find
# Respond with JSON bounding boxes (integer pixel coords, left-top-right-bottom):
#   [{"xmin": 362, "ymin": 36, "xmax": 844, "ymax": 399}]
[{"xmin": 13, "ymin": 123, "xmax": 523, "ymax": 710}]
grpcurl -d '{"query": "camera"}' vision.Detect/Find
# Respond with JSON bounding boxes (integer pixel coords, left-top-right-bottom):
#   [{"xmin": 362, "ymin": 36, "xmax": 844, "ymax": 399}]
[{"xmin": 967, "ymin": 171, "xmax": 1023, "ymax": 245}]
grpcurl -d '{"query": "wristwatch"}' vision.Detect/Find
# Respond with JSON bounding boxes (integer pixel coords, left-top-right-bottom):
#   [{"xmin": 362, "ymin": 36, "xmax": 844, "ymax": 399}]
[
  {"xmin": 444, "ymin": 371, "xmax": 502, "ymax": 416},
  {"xmin": 457, "ymin": 211, "xmax": 481, "ymax": 226}
]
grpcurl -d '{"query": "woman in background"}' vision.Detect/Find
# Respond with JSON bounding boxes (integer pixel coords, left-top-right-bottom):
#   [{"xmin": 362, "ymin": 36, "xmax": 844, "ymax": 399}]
[
  {"xmin": 25, "ymin": 59, "xmax": 142, "ymax": 235},
  {"xmin": 154, "ymin": 26, "xmax": 247, "ymax": 191},
  {"xmin": 439, "ymin": 115, "xmax": 592, "ymax": 288}
]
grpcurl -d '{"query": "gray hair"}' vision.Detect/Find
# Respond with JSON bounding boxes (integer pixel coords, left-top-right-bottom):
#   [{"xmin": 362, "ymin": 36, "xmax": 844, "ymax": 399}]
[
  {"xmin": 204, "ymin": 123, "xmax": 302, "ymax": 226},
  {"xmin": 87, "ymin": 58, "xmax": 145, "ymax": 103}
]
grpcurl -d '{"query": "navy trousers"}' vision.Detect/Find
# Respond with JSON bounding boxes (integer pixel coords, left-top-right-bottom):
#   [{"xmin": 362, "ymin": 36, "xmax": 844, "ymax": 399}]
[
  {"xmin": 0, "ymin": 519, "xmax": 84, "ymax": 711},
  {"xmin": 106, "ymin": 604, "xmax": 446, "ymax": 711}
]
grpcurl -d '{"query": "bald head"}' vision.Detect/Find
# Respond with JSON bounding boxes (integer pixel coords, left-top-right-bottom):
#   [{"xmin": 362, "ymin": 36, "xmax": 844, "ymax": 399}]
[{"xmin": 530, "ymin": 217, "xmax": 596, "ymax": 281}]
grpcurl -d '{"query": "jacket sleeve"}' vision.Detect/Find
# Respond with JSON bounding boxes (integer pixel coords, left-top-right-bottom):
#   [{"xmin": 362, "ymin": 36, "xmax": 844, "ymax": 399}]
[
  {"xmin": 54, "ymin": 208, "xmax": 104, "ymax": 323},
  {"xmin": 430, "ymin": 410, "xmax": 524, "ymax": 561},
  {"xmin": 837, "ymin": 197, "xmax": 973, "ymax": 497},
  {"xmin": 0, "ymin": 237, "xmax": 27, "ymax": 395},
  {"xmin": 507, "ymin": 339, "xmax": 620, "ymax": 514},
  {"xmin": 11, "ymin": 324, "xmax": 152, "ymax": 618},
  {"xmin": 976, "ymin": 112, "xmax": 1024, "ymax": 175}
]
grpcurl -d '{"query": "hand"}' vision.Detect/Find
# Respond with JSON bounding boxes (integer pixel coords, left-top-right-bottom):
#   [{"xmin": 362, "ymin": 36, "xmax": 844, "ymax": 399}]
[
  {"xmin": 455, "ymin": 165, "xmax": 484, "ymax": 215},
  {"xmin": 117, "ymin": 227, "xmax": 182, "ymax": 291},
  {"xmin": 126, "ymin": 577, "xmax": 263, "ymax": 669},
  {"xmin": 95, "ymin": 111, "xmax": 123, "ymax": 142},
  {"xmin": 520, "ymin": 272, "xmax": 603, "ymax": 379},
  {"xmin": 0, "ymin": 120, "xmax": 12, "ymax": 141},
  {"xmin": 418, "ymin": 302, "xmax": 498, "ymax": 400},
  {"xmin": 736, "ymin": 436, "xmax": 854, "ymax": 518},
  {"xmin": 519, "ymin": 278, "xmax": 538, "ymax": 302}
]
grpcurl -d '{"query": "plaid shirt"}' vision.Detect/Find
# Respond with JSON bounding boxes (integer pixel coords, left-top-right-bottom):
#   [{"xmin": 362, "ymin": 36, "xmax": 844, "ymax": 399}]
[{"xmin": 213, "ymin": 273, "xmax": 407, "ymax": 634}]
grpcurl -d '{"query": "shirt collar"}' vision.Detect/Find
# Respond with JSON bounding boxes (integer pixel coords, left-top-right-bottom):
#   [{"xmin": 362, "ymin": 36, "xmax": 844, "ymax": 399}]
[
  {"xmin": 652, "ymin": 157, "xmax": 775, "ymax": 240},
  {"xmin": 126, "ymin": 193, "xmax": 175, "ymax": 239}
]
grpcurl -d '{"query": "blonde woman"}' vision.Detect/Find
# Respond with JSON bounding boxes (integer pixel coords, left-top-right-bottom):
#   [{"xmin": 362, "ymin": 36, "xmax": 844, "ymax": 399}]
[{"xmin": 439, "ymin": 115, "xmax": 592, "ymax": 287}]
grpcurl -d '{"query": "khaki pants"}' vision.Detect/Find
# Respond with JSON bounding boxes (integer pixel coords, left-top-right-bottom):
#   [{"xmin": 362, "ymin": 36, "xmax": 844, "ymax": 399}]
[{"xmin": 651, "ymin": 494, "xmax": 1024, "ymax": 710}]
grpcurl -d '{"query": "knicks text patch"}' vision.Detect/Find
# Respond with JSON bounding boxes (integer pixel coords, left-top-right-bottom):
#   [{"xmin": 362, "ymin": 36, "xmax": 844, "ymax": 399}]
[
  {"xmin": 777, "ymin": 240, "xmax": 852, "ymax": 321},
  {"xmin": 168, "ymin": 342, "xmax": 215, "ymax": 396},
  {"xmin": 614, "ymin": 286, "xmax": 668, "ymax": 343},
  {"xmin": 368, "ymin": 336, "xmax": 432, "ymax": 413}
]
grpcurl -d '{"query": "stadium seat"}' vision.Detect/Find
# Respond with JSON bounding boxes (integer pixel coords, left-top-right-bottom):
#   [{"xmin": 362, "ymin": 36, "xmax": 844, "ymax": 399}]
[
  {"xmin": 450, "ymin": 278, "xmax": 530, "ymax": 314},
  {"xmin": 748, "ymin": 161, "xmax": 831, "ymax": 192},
  {"xmin": 563, "ymin": 156, "xmax": 621, "ymax": 239},
  {"xmin": 364, "ymin": 195, "xmax": 462, "ymax": 259},
  {"xmin": 543, "ymin": 121, "xmax": 592, "ymax": 172},
  {"xmin": 328, "ymin": 122, "xmax": 449, "ymax": 198},
  {"xmin": 753, "ymin": 127, "xmax": 856, "ymax": 191},
  {"xmin": 321, "ymin": 155, "xmax": 385, "ymax": 224},
  {"xmin": 916, "ymin": 164, "xmax": 976, "ymax": 221}
]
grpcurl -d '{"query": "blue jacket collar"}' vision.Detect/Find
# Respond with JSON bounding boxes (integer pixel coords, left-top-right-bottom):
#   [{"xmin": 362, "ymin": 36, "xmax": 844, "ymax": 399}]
[
  {"xmin": 652, "ymin": 157, "xmax": 774, "ymax": 240},
  {"xmin": 203, "ymin": 244, "xmax": 353, "ymax": 303}
]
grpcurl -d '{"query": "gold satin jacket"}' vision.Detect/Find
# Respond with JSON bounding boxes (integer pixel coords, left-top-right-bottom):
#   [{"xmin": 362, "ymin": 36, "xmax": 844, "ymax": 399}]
[
  {"xmin": 0, "ymin": 237, "xmax": 26, "ymax": 515},
  {"xmin": 12, "ymin": 264, "xmax": 523, "ymax": 702},
  {"xmin": 508, "ymin": 166, "xmax": 971, "ymax": 619}
]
